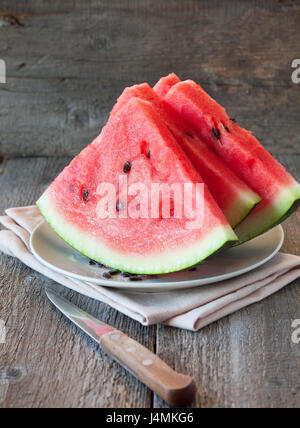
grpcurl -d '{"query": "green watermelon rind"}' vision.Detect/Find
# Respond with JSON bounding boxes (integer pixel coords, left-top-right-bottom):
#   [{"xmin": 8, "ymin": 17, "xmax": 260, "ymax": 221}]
[
  {"xmin": 37, "ymin": 192, "xmax": 238, "ymax": 275},
  {"xmin": 228, "ymin": 189, "xmax": 262, "ymax": 229},
  {"xmin": 235, "ymin": 182, "xmax": 300, "ymax": 243}
]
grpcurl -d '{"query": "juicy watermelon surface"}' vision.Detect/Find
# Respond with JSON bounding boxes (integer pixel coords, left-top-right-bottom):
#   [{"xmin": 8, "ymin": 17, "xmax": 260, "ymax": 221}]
[
  {"xmin": 112, "ymin": 82, "xmax": 261, "ymax": 228},
  {"xmin": 154, "ymin": 73, "xmax": 181, "ymax": 98},
  {"xmin": 153, "ymin": 73, "xmax": 181, "ymax": 98},
  {"xmin": 171, "ymin": 135, "xmax": 261, "ymax": 228},
  {"xmin": 37, "ymin": 97, "xmax": 237, "ymax": 274},
  {"xmin": 158, "ymin": 74, "xmax": 300, "ymax": 242}
]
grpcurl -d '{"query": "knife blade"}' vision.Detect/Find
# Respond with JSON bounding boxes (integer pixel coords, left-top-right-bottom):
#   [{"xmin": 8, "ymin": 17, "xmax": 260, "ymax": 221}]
[{"xmin": 45, "ymin": 287, "xmax": 197, "ymax": 407}]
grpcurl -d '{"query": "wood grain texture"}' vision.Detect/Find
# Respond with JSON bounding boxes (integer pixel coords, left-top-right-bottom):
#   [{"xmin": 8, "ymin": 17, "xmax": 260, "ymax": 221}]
[{"xmin": 0, "ymin": 0, "xmax": 300, "ymax": 156}]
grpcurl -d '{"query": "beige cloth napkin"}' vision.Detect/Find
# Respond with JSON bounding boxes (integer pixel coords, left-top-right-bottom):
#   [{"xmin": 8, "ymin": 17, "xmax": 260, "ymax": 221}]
[{"xmin": 0, "ymin": 206, "xmax": 300, "ymax": 331}]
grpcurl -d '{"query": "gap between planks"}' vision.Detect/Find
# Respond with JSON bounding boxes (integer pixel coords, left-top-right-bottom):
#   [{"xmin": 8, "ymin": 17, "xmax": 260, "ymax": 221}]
[{"xmin": 0, "ymin": 156, "xmax": 7, "ymax": 175}]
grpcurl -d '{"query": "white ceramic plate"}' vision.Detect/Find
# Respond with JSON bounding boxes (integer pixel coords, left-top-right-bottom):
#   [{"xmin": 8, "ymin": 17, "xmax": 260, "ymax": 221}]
[{"xmin": 30, "ymin": 221, "xmax": 284, "ymax": 292}]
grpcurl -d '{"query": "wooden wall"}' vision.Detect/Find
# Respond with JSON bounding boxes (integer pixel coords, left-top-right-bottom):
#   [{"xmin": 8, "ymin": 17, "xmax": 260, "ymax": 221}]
[{"xmin": 0, "ymin": 0, "xmax": 299, "ymax": 157}]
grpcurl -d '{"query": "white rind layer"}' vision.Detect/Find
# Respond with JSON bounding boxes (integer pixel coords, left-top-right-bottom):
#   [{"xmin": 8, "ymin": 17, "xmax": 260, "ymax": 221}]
[
  {"xmin": 235, "ymin": 181, "xmax": 300, "ymax": 243},
  {"xmin": 227, "ymin": 188, "xmax": 261, "ymax": 228},
  {"xmin": 37, "ymin": 192, "xmax": 238, "ymax": 275}
]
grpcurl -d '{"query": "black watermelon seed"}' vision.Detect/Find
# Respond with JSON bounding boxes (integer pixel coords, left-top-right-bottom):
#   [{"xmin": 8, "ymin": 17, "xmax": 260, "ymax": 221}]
[
  {"xmin": 212, "ymin": 128, "xmax": 220, "ymax": 139},
  {"xmin": 231, "ymin": 118, "xmax": 236, "ymax": 123},
  {"xmin": 116, "ymin": 201, "xmax": 124, "ymax": 211},
  {"xmin": 82, "ymin": 189, "xmax": 89, "ymax": 202},
  {"xmin": 102, "ymin": 272, "xmax": 111, "ymax": 279},
  {"xmin": 129, "ymin": 276, "xmax": 143, "ymax": 282},
  {"xmin": 188, "ymin": 267, "xmax": 197, "ymax": 272},
  {"xmin": 98, "ymin": 263, "xmax": 107, "ymax": 268},
  {"xmin": 121, "ymin": 272, "xmax": 131, "ymax": 278},
  {"xmin": 147, "ymin": 151, "xmax": 151, "ymax": 159},
  {"xmin": 121, "ymin": 271, "xmax": 137, "ymax": 277},
  {"xmin": 89, "ymin": 260, "xmax": 96, "ymax": 266},
  {"xmin": 224, "ymin": 126, "xmax": 230, "ymax": 133},
  {"xmin": 109, "ymin": 269, "xmax": 121, "ymax": 275},
  {"xmin": 184, "ymin": 132, "xmax": 194, "ymax": 138},
  {"xmin": 123, "ymin": 161, "xmax": 131, "ymax": 173}
]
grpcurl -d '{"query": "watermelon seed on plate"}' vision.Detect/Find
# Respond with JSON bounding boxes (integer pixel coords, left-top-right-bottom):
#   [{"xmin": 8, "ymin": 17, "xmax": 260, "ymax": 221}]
[
  {"xmin": 121, "ymin": 272, "xmax": 133, "ymax": 277},
  {"xmin": 98, "ymin": 263, "xmax": 107, "ymax": 268},
  {"xmin": 89, "ymin": 259, "xmax": 96, "ymax": 265},
  {"xmin": 188, "ymin": 267, "xmax": 197, "ymax": 271},
  {"xmin": 102, "ymin": 272, "xmax": 112, "ymax": 279},
  {"xmin": 212, "ymin": 128, "xmax": 220, "ymax": 140},
  {"xmin": 82, "ymin": 189, "xmax": 89, "ymax": 202},
  {"xmin": 123, "ymin": 161, "xmax": 131, "ymax": 173},
  {"xmin": 129, "ymin": 276, "xmax": 143, "ymax": 281},
  {"xmin": 109, "ymin": 269, "xmax": 121, "ymax": 275}
]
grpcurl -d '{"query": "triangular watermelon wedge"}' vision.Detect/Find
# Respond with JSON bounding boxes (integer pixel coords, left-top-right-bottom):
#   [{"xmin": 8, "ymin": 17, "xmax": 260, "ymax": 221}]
[
  {"xmin": 111, "ymin": 82, "xmax": 261, "ymax": 228},
  {"xmin": 156, "ymin": 74, "xmax": 300, "ymax": 242},
  {"xmin": 37, "ymin": 97, "xmax": 237, "ymax": 274}
]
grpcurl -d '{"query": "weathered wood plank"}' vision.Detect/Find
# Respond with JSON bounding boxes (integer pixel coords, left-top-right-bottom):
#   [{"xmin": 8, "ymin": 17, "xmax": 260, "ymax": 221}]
[
  {"xmin": 0, "ymin": 157, "xmax": 154, "ymax": 408},
  {"xmin": 0, "ymin": 0, "xmax": 299, "ymax": 156},
  {"xmin": 155, "ymin": 273, "xmax": 300, "ymax": 409}
]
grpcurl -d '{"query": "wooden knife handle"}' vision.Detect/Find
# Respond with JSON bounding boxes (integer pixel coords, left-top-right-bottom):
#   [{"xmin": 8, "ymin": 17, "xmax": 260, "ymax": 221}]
[{"xmin": 99, "ymin": 330, "xmax": 197, "ymax": 407}]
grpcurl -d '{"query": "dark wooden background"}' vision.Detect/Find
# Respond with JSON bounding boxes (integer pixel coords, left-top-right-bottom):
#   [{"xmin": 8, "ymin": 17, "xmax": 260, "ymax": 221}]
[{"xmin": 0, "ymin": 0, "xmax": 300, "ymax": 408}]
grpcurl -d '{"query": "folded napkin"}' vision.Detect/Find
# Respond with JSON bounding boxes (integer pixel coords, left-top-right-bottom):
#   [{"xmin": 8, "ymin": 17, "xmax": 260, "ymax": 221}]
[{"xmin": 1, "ymin": 206, "xmax": 300, "ymax": 331}]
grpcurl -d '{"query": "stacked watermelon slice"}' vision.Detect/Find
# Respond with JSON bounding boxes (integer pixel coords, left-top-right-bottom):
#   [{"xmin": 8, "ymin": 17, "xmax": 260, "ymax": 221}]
[
  {"xmin": 37, "ymin": 74, "xmax": 300, "ymax": 274},
  {"xmin": 154, "ymin": 74, "xmax": 300, "ymax": 243}
]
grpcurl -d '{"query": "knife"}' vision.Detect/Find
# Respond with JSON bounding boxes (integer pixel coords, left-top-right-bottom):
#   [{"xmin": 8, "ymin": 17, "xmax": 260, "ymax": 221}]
[{"xmin": 45, "ymin": 287, "xmax": 197, "ymax": 407}]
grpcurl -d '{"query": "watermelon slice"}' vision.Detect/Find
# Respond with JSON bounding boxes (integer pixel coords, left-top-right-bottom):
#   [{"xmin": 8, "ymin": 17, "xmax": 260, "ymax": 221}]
[
  {"xmin": 37, "ymin": 97, "xmax": 237, "ymax": 274},
  {"xmin": 111, "ymin": 82, "xmax": 261, "ymax": 228},
  {"xmin": 157, "ymin": 74, "xmax": 300, "ymax": 242}
]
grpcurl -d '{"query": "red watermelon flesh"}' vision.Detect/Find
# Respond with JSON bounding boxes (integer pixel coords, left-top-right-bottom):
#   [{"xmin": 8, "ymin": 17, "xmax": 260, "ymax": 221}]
[
  {"xmin": 111, "ymin": 82, "xmax": 261, "ymax": 228},
  {"xmin": 153, "ymin": 73, "xmax": 181, "ymax": 98},
  {"xmin": 37, "ymin": 97, "xmax": 237, "ymax": 274},
  {"xmin": 158, "ymin": 76, "xmax": 300, "ymax": 242},
  {"xmin": 110, "ymin": 82, "xmax": 190, "ymax": 133}
]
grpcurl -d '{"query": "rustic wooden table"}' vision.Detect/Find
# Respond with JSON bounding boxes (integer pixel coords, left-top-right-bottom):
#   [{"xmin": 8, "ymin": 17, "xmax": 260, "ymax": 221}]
[{"xmin": 0, "ymin": 0, "xmax": 300, "ymax": 408}]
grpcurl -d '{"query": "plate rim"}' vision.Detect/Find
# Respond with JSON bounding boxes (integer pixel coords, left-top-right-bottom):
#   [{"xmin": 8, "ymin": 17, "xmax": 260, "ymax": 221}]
[{"xmin": 30, "ymin": 222, "xmax": 284, "ymax": 292}]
